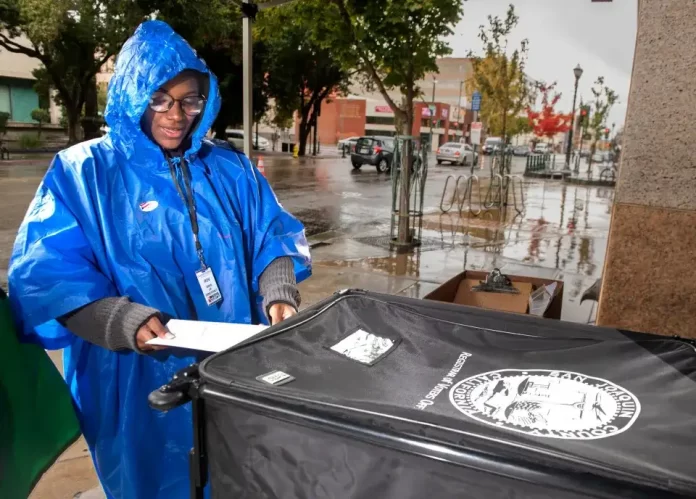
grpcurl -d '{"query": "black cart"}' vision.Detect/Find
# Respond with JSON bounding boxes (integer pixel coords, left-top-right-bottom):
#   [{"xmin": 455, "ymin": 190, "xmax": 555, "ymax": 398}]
[{"xmin": 150, "ymin": 289, "xmax": 696, "ymax": 498}]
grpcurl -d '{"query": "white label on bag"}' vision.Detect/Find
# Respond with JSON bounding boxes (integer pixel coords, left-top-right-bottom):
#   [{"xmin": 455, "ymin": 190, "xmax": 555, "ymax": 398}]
[
  {"xmin": 330, "ymin": 329, "xmax": 395, "ymax": 364},
  {"xmin": 196, "ymin": 267, "xmax": 222, "ymax": 306},
  {"xmin": 257, "ymin": 370, "xmax": 295, "ymax": 386}
]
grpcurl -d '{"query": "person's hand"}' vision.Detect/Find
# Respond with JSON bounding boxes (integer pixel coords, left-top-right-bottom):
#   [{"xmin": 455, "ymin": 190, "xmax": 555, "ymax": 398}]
[
  {"xmin": 136, "ymin": 316, "xmax": 172, "ymax": 352},
  {"xmin": 268, "ymin": 303, "xmax": 297, "ymax": 325}
]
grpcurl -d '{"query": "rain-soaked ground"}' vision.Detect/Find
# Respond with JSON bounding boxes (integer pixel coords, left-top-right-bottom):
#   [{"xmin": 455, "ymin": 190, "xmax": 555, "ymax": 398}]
[
  {"xmin": 0, "ymin": 150, "xmax": 613, "ymax": 498},
  {"xmin": 0, "ymin": 151, "xmax": 610, "ymax": 322}
]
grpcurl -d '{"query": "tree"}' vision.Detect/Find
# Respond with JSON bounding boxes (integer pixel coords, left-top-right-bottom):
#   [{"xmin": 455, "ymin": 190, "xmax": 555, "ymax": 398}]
[
  {"xmin": 256, "ymin": 4, "xmax": 351, "ymax": 156},
  {"xmin": 140, "ymin": 1, "xmax": 271, "ymax": 138},
  {"xmin": 526, "ymin": 81, "xmax": 572, "ymax": 149},
  {"xmin": 30, "ymin": 108, "xmax": 51, "ymax": 138},
  {"xmin": 305, "ymin": 0, "xmax": 464, "ymax": 242},
  {"xmin": 586, "ymin": 76, "xmax": 618, "ymax": 169},
  {"xmin": 467, "ymin": 4, "xmax": 530, "ymax": 143},
  {"xmin": 0, "ymin": 0, "xmax": 145, "ymax": 144},
  {"xmin": 508, "ymin": 115, "xmax": 532, "ymax": 139}
]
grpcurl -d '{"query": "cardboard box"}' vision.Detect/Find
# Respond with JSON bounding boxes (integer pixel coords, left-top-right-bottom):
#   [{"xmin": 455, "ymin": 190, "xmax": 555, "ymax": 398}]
[{"xmin": 424, "ymin": 270, "xmax": 563, "ymax": 319}]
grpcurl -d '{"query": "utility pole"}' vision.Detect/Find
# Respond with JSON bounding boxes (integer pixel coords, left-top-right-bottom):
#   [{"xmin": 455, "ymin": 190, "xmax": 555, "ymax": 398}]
[{"xmin": 239, "ymin": 0, "xmax": 298, "ymax": 158}]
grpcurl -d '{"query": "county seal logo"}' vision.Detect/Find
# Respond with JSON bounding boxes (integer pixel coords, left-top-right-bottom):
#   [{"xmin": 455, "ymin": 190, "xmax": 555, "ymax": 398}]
[{"xmin": 449, "ymin": 369, "xmax": 640, "ymax": 440}]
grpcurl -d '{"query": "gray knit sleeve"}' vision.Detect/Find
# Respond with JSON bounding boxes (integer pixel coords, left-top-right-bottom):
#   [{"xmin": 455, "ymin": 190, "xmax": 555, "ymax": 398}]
[
  {"xmin": 59, "ymin": 297, "xmax": 162, "ymax": 353},
  {"xmin": 259, "ymin": 257, "xmax": 301, "ymax": 318}
]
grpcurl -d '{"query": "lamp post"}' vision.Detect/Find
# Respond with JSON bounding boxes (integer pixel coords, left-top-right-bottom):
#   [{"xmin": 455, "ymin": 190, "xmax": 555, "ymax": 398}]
[
  {"xmin": 564, "ymin": 64, "xmax": 583, "ymax": 171},
  {"xmin": 429, "ymin": 77, "xmax": 438, "ymax": 152},
  {"xmin": 457, "ymin": 80, "xmax": 464, "ymax": 143}
]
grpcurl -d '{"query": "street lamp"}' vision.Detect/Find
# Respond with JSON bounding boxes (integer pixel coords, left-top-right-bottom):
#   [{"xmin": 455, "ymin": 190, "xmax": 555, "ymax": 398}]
[
  {"xmin": 429, "ymin": 77, "xmax": 438, "ymax": 152},
  {"xmin": 457, "ymin": 80, "xmax": 464, "ymax": 142},
  {"xmin": 564, "ymin": 64, "xmax": 583, "ymax": 171}
]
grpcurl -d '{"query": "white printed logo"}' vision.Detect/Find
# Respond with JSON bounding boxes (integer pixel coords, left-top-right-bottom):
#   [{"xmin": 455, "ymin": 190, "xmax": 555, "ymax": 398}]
[
  {"xmin": 139, "ymin": 201, "xmax": 159, "ymax": 212},
  {"xmin": 449, "ymin": 369, "xmax": 640, "ymax": 440}
]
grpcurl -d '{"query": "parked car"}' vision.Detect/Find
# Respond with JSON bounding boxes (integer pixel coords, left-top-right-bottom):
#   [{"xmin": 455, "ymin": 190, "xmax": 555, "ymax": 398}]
[
  {"xmin": 482, "ymin": 137, "xmax": 503, "ymax": 155},
  {"xmin": 436, "ymin": 142, "xmax": 477, "ymax": 166},
  {"xmin": 338, "ymin": 137, "xmax": 360, "ymax": 154},
  {"xmin": 351, "ymin": 136, "xmax": 395, "ymax": 173},
  {"xmin": 533, "ymin": 142, "xmax": 550, "ymax": 154},
  {"xmin": 513, "ymin": 145, "xmax": 531, "ymax": 156},
  {"xmin": 222, "ymin": 129, "xmax": 269, "ymax": 150}
]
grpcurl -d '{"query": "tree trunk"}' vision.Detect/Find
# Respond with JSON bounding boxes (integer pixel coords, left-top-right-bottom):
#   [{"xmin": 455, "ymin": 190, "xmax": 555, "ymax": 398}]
[
  {"xmin": 82, "ymin": 78, "xmax": 101, "ymax": 141},
  {"xmin": 298, "ymin": 116, "xmax": 312, "ymax": 156},
  {"xmin": 397, "ymin": 91, "xmax": 414, "ymax": 245},
  {"xmin": 66, "ymin": 106, "xmax": 81, "ymax": 145},
  {"xmin": 213, "ymin": 118, "xmax": 228, "ymax": 140},
  {"xmin": 588, "ymin": 140, "xmax": 597, "ymax": 173}
]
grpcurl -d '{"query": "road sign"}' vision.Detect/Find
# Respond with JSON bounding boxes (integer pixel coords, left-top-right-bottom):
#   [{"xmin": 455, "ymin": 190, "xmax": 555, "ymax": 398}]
[
  {"xmin": 471, "ymin": 91, "xmax": 482, "ymax": 112},
  {"xmin": 471, "ymin": 122, "xmax": 483, "ymax": 145}
]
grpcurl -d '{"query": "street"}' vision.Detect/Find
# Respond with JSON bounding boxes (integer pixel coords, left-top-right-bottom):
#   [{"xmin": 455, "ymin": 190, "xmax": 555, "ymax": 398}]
[{"xmin": 0, "ymin": 151, "xmax": 609, "ymax": 322}]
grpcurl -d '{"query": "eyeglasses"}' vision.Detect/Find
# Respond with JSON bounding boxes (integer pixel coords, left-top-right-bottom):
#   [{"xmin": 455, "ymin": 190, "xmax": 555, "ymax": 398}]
[{"xmin": 148, "ymin": 92, "xmax": 206, "ymax": 116}]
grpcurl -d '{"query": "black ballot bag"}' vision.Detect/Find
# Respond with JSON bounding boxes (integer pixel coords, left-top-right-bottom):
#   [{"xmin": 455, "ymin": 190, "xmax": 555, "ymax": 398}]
[{"xmin": 150, "ymin": 289, "xmax": 696, "ymax": 499}]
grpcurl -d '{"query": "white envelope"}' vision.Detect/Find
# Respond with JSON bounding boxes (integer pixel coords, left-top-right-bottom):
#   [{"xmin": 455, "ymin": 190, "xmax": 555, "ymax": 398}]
[{"xmin": 147, "ymin": 319, "xmax": 268, "ymax": 352}]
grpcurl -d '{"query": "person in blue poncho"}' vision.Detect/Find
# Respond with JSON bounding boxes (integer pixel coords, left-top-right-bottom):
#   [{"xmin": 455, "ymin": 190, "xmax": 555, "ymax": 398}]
[{"xmin": 8, "ymin": 20, "xmax": 311, "ymax": 498}]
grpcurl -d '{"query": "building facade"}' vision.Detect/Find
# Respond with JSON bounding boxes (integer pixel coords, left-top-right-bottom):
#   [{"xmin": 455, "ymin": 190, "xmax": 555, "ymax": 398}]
[
  {"xmin": 304, "ymin": 58, "xmax": 477, "ymax": 152},
  {"xmin": 0, "ymin": 33, "xmax": 64, "ymax": 147}
]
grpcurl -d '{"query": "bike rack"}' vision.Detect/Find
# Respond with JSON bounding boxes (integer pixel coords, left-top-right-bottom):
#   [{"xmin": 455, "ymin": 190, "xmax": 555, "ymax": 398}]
[
  {"xmin": 504, "ymin": 174, "xmax": 525, "ymax": 216},
  {"xmin": 439, "ymin": 175, "xmax": 457, "ymax": 213},
  {"xmin": 483, "ymin": 173, "xmax": 504, "ymax": 209},
  {"xmin": 599, "ymin": 166, "xmax": 617, "ymax": 183},
  {"xmin": 459, "ymin": 174, "xmax": 482, "ymax": 216}
]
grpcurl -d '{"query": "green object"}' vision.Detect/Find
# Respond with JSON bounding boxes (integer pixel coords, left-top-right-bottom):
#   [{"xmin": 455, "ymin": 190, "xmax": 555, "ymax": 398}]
[{"xmin": 0, "ymin": 289, "xmax": 80, "ymax": 499}]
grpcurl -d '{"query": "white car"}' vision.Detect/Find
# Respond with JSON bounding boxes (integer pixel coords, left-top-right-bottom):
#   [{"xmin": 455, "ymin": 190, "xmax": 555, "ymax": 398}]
[
  {"xmin": 338, "ymin": 136, "xmax": 360, "ymax": 153},
  {"xmin": 533, "ymin": 143, "xmax": 550, "ymax": 154},
  {"xmin": 223, "ymin": 129, "xmax": 269, "ymax": 151},
  {"xmin": 436, "ymin": 142, "xmax": 478, "ymax": 166}
]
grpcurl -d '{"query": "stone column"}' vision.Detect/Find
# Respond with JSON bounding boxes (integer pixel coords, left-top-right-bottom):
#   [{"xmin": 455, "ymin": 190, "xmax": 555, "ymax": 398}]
[{"xmin": 597, "ymin": 0, "xmax": 696, "ymax": 337}]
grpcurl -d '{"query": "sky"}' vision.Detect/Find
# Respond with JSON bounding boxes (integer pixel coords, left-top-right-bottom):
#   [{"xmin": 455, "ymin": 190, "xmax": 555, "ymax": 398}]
[{"xmin": 447, "ymin": 0, "xmax": 638, "ymax": 128}]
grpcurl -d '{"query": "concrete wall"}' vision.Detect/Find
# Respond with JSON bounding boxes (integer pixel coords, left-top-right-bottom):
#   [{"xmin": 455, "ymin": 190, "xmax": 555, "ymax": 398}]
[
  {"xmin": 597, "ymin": 0, "xmax": 696, "ymax": 337},
  {"xmin": 0, "ymin": 32, "xmax": 63, "ymax": 126}
]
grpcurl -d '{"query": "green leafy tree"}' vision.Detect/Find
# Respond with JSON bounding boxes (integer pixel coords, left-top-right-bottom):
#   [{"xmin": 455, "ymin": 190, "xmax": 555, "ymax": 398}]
[
  {"xmin": 0, "ymin": 0, "xmax": 146, "ymax": 144},
  {"xmin": 30, "ymin": 108, "xmax": 51, "ymax": 138},
  {"xmin": 256, "ymin": 4, "xmax": 351, "ymax": 156},
  {"xmin": 509, "ymin": 115, "xmax": 532, "ymax": 138},
  {"xmin": 587, "ymin": 76, "xmax": 618, "ymax": 169},
  {"xmin": 146, "ymin": 1, "xmax": 271, "ymax": 138},
  {"xmin": 466, "ymin": 4, "xmax": 530, "ymax": 143},
  {"xmin": 304, "ymin": 0, "xmax": 464, "ymax": 241}
]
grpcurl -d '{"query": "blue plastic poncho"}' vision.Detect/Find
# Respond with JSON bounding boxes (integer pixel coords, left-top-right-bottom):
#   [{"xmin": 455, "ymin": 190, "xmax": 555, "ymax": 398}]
[{"xmin": 8, "ymin": 20, "xmax": 311, "ymax": 499}]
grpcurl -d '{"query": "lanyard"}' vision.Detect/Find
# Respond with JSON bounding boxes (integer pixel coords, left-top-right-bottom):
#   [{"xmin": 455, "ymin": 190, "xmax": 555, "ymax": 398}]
[{"xmin": 166, "ymin": 156, "xmax": 206, "ymax": 268}]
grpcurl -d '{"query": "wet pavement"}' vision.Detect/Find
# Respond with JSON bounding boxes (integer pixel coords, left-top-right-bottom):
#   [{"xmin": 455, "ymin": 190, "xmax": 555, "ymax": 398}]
[
  {"xmin": 0, "ymin": 151, "xmax": 614, "ymax": 497},
  {"xmin": 1, "ymin": 152, "xmax": 611, "ymax": 322}
]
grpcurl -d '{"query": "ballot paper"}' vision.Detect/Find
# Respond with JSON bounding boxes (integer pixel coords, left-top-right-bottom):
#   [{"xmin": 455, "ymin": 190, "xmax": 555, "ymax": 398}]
[{"xmin": 147, "ymin": 319, "xmax": 268, "ymax": 352}]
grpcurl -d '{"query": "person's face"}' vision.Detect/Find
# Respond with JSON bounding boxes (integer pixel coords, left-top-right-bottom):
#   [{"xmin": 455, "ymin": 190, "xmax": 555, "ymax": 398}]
[{"xmin": 143, "ymin": 73, "xmax": 203, "ymax": 151}]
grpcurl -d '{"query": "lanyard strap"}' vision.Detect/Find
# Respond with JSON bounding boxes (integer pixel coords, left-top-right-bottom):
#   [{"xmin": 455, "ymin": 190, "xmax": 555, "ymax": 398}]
[{"xmin": 166, "ymin": 156, "xmax": 206, "ymax": 268}]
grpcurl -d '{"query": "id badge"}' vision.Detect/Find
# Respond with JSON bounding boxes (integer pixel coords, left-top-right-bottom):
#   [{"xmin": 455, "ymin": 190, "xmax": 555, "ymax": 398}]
[{"xmin": 196, "ymin": 267, "xmax": 222, "ymax": 306}]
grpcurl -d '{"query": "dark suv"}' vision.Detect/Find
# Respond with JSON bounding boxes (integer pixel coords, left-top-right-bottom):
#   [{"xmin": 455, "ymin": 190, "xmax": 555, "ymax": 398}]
[{"xmin": 351, "ymin": 136, "xmax": 395, "ymax": 173}]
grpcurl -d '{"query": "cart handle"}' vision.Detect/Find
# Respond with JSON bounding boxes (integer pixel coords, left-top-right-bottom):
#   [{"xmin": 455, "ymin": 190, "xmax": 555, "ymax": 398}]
[{"xmin": 148, "ymin": 364, "xmax": 199, "ymax": 412}]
